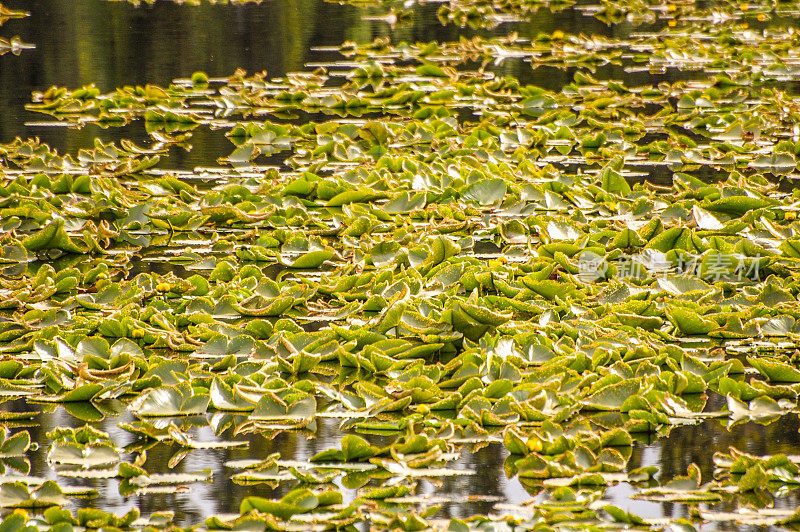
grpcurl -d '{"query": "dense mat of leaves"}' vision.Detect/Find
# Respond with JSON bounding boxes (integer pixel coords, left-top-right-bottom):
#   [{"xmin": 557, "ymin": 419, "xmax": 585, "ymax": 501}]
[{"xmin": 3, "ymin": 0, "xmax": 800, "ymax": 530}]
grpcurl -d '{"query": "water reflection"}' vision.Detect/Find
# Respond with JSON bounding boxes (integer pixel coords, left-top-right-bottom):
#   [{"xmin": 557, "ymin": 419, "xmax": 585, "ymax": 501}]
[
  {"xmin": 0, "ymin": 0, "xmax": 691, "ymax": 159},
  {"xmin": 6, "ymin": 0, "xmax": 794, "ymax": 189},
  {"xmin": 2, "ymin": 396, "xmax": 799, "ymax": 528}
]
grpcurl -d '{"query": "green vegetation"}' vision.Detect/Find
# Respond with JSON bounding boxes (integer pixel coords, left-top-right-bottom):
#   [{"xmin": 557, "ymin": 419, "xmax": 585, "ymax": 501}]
[{"xmin": 2, "ymin": 0, "xmax": 800, "ymax": 529}]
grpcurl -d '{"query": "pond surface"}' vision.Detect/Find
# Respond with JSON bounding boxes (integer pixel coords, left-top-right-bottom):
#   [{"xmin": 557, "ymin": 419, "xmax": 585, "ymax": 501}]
[
  {"xmin": 3, "ymin": 0, "xmax": 800, "ymax": 530},
  {"xmin": 0, "ymin": 0, "xmax": 672, "ymax": 165},
  {"xmin": 5, "ymin": 397, "xmax": 800, "ymax": 528}
]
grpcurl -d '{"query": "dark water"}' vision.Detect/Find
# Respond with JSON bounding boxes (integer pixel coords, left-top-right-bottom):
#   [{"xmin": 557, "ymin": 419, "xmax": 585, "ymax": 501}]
[
  {"xmin": 2, "ymin": 0, "xmax": 779, "ymax": 177},
  {"xmin": 0, "ymin": 0, "xmax": 662, "ymax": 165}
]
